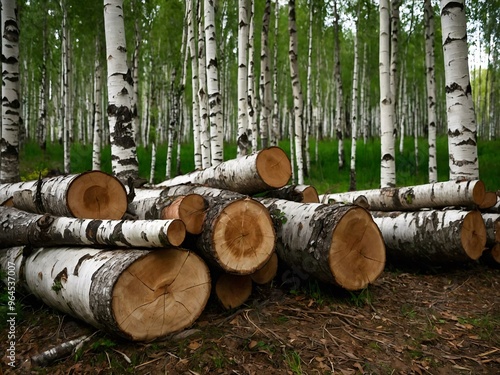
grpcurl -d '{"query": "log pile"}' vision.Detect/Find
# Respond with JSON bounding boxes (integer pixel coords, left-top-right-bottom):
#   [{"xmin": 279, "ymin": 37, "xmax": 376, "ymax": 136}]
[
  {"xmin": 2, "ymin": 145, "xmax": 497, "ymax": 351},
  {"xmin": 320, "ymin": 180, "xmax": 499, "ymax": 266}
]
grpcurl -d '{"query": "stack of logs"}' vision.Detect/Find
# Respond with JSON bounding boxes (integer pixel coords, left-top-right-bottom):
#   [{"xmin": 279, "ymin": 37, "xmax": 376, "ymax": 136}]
[
  {"xmin": 1, "ymin": 145, "xmax": 498, "ymax": 345},
  {"xmin": 320, "ymin": 180, "xmax": 500, "ymax": 266}
]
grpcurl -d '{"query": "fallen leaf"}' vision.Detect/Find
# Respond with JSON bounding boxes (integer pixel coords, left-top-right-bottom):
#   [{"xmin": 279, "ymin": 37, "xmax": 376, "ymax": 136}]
[{"xmin": 188, "ymin": 341, "xmax": 201, "ymax": 350}]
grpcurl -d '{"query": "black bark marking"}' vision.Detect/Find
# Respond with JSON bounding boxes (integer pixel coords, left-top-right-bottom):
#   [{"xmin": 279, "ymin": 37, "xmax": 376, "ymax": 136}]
[{"xmin": 73, "ymin": 254, "xmax": 94, "ymax": 276}]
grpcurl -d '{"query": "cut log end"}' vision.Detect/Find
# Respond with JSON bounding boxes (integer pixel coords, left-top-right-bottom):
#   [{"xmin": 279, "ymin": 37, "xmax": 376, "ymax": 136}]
[
  {"xmin": 256, "ymin": 147, "xmax": 292, "ymax": 189},
  {"xmin": 1, "ymin": 197, "xmax": 14, "ymax": 206},
  {"xmin": 301, "ymin": 186, "xmax": 320, "ymax": 203},
  {"xmin": 161, "ymin": 194, "xmax": 207, "ymax": 235},
  {"xmin": 68, "ymin": 171, "xmax": 127, "ymax": 219},
  {"xmin": 471, "ymin": 180, "xmax": 486, "ymax": 206},
  {"xmin": 164, "ymin": 219, "xmax": 187, "ymax": 247},
  {"xmin": 213, "ymin": 198, "xmax": 275, "ymax": 274},
  {"xmin": 329, "ymin": 207, "xmax": 386, "ymax": 291},
  {"xmin": 479, "ymin": 191, "xmax": 498, "ymax": 210},
  {"xmin": 215, "ymin": 273, "xmax": 253, "ymax": 310},
  {"xmin": 112, "ymin": 248, "xmax": 211, "ymax": 341},
  {"xmin": 461, "ymin": 211, "xmax": 487, "ymax": 260},
  {"xmin": 251, "ymin": 252, "xmax": 278, "ymax": 284}
]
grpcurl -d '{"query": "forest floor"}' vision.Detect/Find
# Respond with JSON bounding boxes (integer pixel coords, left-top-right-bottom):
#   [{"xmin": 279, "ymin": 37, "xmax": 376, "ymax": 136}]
[{"xmin": 1, "ymin": 261, "xmax": 499, "ymax": 375}]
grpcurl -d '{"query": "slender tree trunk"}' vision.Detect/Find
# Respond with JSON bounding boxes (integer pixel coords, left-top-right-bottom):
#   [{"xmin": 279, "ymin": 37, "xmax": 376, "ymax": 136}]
[
  {"xmin": 92, "ymin": 37, "xmax": 102, "ymax": 171},
  {"xmin": 305, "ymin": 0, "xmax": 313, "ymax": 175},
  {"xmin": 425, "ymin": 0, "xmax": 438, "ymax": 183},
  {"xmin": 204, "ymin": 0, "xmax": 223, "ymax": 166},
  {"xmin": 259, "ymin": 0, "xmax": 272, "ymax": 149},
  {"xmin": 237, "ymin": 0, "xmax": 249, "ymax": 157},
  {"xmin": 379, "ymin": 0, "xmax": 396, "ymax": 187},
  {"xmin": 61, "ymin": 1, "xmax": 71, "ymax": 175},
  {"xmin": 0, "ymin": 0, "xmax": 21, "ymax": 183},
  {"xmin": 36, "ymin": 7, "xmax": 48, "ymax": 148},
  {"xmin": 271, "ymin": 0, "xmax": 280, "ymax": 147},
  {"xmin": 104, "ymin": 0, "xmax": 140, "ymax": 185},
  {"xmin": 390, "ymin": 0, "xmax": 400, "ymax": 132},
  {"xmin": 350, "ymin": 2, "xmax": 360, "ymax": 191},
  {"xmin": 288, "ymin": 0, "xmax": 304, "ymax": 184},
  {"xmin": 198, "ymin": 0, "xmax": 211, "ymax": 168},
  {"xmin": 247, "ymin": 0, "xmax": 257, "ymax": 153},
  {"xmin": 440, "ymin": 0, "xmax": 479, "ymax": 181},
  {"xmin": 333, "ymin": 0, "xmax": 345, "ymax": 170}
]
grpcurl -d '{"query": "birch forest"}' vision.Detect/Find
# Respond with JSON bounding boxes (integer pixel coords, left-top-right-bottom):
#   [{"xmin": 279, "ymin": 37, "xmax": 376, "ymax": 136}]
[{"xmin": 1, "ymin": 0, "xmax": 498, "ymax": 188}]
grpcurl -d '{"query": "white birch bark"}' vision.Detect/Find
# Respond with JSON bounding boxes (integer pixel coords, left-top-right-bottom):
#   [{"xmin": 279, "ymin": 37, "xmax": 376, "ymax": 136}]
[
  {"xmin": 320, "ymin": 179, "xmax": 486, "ymax": 211},
  {"xmin": 154, "ymin": 146, "xmax": 291, "ymax": 196},
  {"xmin": 305, "ymin": 0, "xmax": 313, "ymax": 173},
  {"xmin": 259, "ymin": 0, "xmax": 272, "ymax": 149},
  {"xmin": 371, "ymin": 209, "xmax": 486, "ymax": 264},
  {"xmin": 247, "ymin": 0, "xmax": 257, "ymax": 153},
  {"xmin": 237, "ymin": 0, "xmax": 249, "ymax": 157},
  {"xmin": 204, "ymin": 0, "xmax": 223, "ymax": 166},
  {"xmin": 288, "ymin": 0, "xmax": 304, "ymax": 184},
  {"xmin": 271, "ymin": 0, "xmax": 280, "ymax": 147},
  {"xmin": 440, "ymin": 0, "xmax": 479, "ymax": 181},
  {"xmin": 0, "ymin": 206, "xmax": 186, "ymax": 248},
  {"xmin": 333, "ymin": 0, "xmax": 345, "ymax": 170},
  {"xmin": 104, "ymin": 0, "xmax": 140, "ymax": 184},
  {"xmin": 198, "ymin": 0, "xmax": 211, "ymax": 168},
  {"xmin": 482, "ymin": 213, "xmax": 500, "ymax": 248},
  {"xmin": 92, "ymin": 37, "xmax": 103, "ymax": 171},
  {"xmin": 350, "ymin": 3, "xmax": 360, "ymax": 191},
  {"xmin": 61, "ymin": 1, "xmax": 71, "ymax": 175},
  {"xmin": 149, "ymin": 142, "xmax": 156, "ymax": 185},
  {"xmin": 379, "ymin": 0, "xmax": 396, "ymax": 187},
  {"xmin": 36, "ymin": 11, "xmax": 48, "ymax": 148},
  {"xmin": 390, "ymin": 0, "xmax": 400, "ymax": 131},
  {"xmin": 425, "ymin": 0, "xmax": 438, "ymax": 183},
  {"xmin": 131, "ymin": 17, "xmax": 141, "ymax": 144},
  {"xmin": 187, "ymin": 0, "xmax": 201, "ymax": 169},
  {"xmin": 0, "ymin": 0, "xmax": 21, "ymax": 183},
  {"xmin": 0, "ymin": 246, "xmax": 211, "ymax": 341}
]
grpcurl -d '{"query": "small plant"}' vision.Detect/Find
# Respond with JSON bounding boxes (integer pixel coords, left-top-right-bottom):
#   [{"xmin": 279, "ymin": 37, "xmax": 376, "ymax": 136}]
[
  {"xmin": 348, "ymin": 287, "xmax": 373, "ymax": 307},
  {"xmin": 401, "ymin": 304, "xmax": 417, "ymax": 319},
  {"xmin": 51, "ymin": 280, "xmax": 63, "ymax": 293},
  {"xmin": 91, "ymin": 338, "xmax": 116, "ymax": 351},
  {"xmin": 284, "ymin": 350, "xmax": 303, "ymax": 375}
]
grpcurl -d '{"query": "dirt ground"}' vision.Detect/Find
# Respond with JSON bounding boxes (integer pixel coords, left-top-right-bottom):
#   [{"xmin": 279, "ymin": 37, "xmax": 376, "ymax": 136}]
[{"xmin": 1, "ymin": 260, "xmax": 499, "ymax": 375}]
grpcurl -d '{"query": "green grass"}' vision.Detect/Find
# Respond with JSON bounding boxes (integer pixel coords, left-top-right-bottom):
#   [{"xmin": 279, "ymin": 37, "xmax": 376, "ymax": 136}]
[{"xmin": 18, "ymin": 136, "xmax": 500, "ymax": 194}]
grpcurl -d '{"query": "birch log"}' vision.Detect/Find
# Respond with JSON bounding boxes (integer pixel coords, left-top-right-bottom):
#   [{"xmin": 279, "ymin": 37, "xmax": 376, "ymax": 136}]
[
  {"xmin": 257, "ymin": 198, "xmax": 386, "ymax": 290},
  {"xmin": 0, "ymin": 246, "xmax": 211, "ymax": 341},
  {"xmin": 0, "ymin": 171, "xmax": 128, "ymax": 219},
  {"xmin": 156, "ymin": 185, "xmax": 276, "ymax": 274},
  {"xmin": 319, "ymin": 180, "xmax": 486, "ymax": 211},
  {"xmin": 129, "ymin": 188, "xmax": 207, "ymax": 234},
  {"xmin": 153, "ymin": 147, "xmax": 292, "ymax": 195},
  {"xmin": 479, "ymin": 191, "xmax": 498, "ymax": 210},
  {"xmin": 263, "ymin": 185, "xmax": 319, "ymax": 203},
  {"xmin": 0, "ymin": 206, "xmax": 185, "ymax": 248},
  {"xmin": 371, "ymin": 210, "xmax": 487, "ymax": 264}
]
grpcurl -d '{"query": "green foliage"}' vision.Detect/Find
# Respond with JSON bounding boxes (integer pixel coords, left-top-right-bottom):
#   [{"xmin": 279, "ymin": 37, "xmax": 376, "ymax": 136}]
[
  {"xmin": 348, "ymin": 287, "xmax": 373, "ymax": 308},
  {"xmin": 284, "ymin": 350, "xmax": 303, "ymax": 375}
]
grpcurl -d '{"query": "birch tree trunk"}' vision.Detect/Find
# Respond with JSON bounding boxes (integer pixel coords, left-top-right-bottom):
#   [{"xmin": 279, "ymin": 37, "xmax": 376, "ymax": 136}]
[
  {"xmin": 92, "ymin": 37, "xmax": 103, "ymax": 171},
  {"xmin": 154, "ymin": 146, "xmax": 291, "ymax": 196},
  {"xmin": 0, "ymin": 206, "xmax": 186, "ymax": 248},
  {"xmin": 320, "ymin": 179, "xmax": 486, "ymax": 211},
  {"xmin": 0, "ymin": 171, "xmax": 128, "ymax": 219},
  {"xmin": 390, "ymin": 0, "xmax": 400, "ymax": 130},
  {"xmin": 425, "ymin": 0, "xmax": 438, "ymax": 183},
  {"xmin": 61, "ymin": 0, "xmax": 71, "ymax": 175},
  {"xmin": 288, "ymin": 0, "xmax": 304, "ymax": 184},
  {"xmin": 237, "ymin": 0, "xmax": 249, "ymax": 157},
  {"xmin": 379, "ymin": 0, "xmax": 396, "ymax": 187},
  {"xmin": 1, "ymin": 0, "xmax": 21, "ymax": 183},
  {"xmin": 371, "ymin": 210, "xmax": 486, "ymax": 264},
  {"xmin": 482, "ymin": 213, "xmax": 499, "ymax": 249},
  {"xmin": 271, "ymin": 0, "xmax": 280, "ymax": 147},
  {"xmin": 259, "ymin": 0, "xmax": 272, "ymax": 149},
  {"xmin": 198, "ymin": 0, "xmax": 211, "ymax": 168},
  {"xmin": 36, "ymin": 9, "xmax": 48, "ymax": 148},
  {"xmin": 247, "ymin": 0, "xmax": 257, "ymax": 153},
  {"xmin": 258, "ymin": 198, "xmax": 386, "ymax": 290},
  {"xmin": 350, "ymin": 2, "xmax": 360, "ymax": 191},
  {"xmin": 0, "ymin": 246, "xmax": 211, "ymax": 341},
  {"xmin": 440, "ymin": 0, "xmax": 479, "ymax": 181},
  {"xmin": 333, "ymin": 0, "xmax": 345, "ymax": 170},
  {"xmin": 305, "ymin": 0, "xmax": 313, "ymax": 174},
  {"xmin": 204, "ymin": 0, "xmax": 223, "ymax": 166},
  {"xmin": 104, "ymin": 0, "xmax": 140, "ymax": 185}
]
